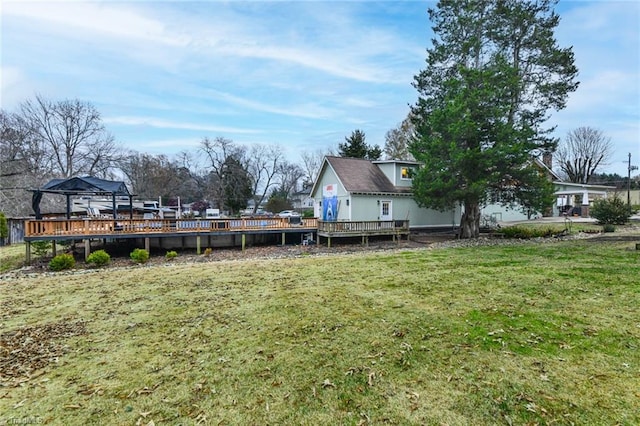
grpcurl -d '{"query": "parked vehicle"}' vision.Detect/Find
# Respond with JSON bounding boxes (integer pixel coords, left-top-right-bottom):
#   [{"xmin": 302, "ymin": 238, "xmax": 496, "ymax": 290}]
[
  {"xmin": 205, "ymin": 208, "xmax": 221, "ymax": 219},
  {"xmin": 278, "ymin": 210, "xmax": 300, "ymax": 218}
]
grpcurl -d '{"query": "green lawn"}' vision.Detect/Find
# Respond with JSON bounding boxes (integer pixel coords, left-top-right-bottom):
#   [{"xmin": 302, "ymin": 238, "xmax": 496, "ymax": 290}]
[{"xmin": 1, "ymin": 238, "xmax": 639, "ymax": 425}]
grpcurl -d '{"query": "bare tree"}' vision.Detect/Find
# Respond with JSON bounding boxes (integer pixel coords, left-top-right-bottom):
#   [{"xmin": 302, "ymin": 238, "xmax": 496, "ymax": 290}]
[
  {"xmin": 300, "ymin": 149, "xmax": 326, "ymax": 188},
  {"xmin": 0, "ymin": 110, "xmax": 52, "ymax": 216},
  {"xmin": 118, "ymin": 152, "xmax": 174, "ymax": 200},
  {"xmin": 556, "ymin": 127, "xmax": 613, "ymax": 183},
  {"xmin": 20, "ymin": 95, "xmax": 121, "ymax": 178},
  {"xmin": 277, "ymin": 161, "xmax": 305, "ymax": 198},
  {"xmin": 198, "ymin": 137, "xmax": 247, "ymax": 211},
  {"xmin": 384, "ymin": 116, "xmax": 415, "ymax": 161},
  {"xmin": 246, "ymin": 144, "xmax": 284, "ymax": 213},
  {"xmin": 173, "ymin": 150, "xmax": 207, "ymax": 202}
]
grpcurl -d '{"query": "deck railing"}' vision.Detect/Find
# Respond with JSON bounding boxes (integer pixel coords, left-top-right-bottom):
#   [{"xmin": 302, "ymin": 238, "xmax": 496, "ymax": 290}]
[
  {"xmin": 25, "ymin": 217, "xmax": 319, "ymax": 237},
  {"xmin": 317, "ymin": 220, "xmax": 409, "ymax": 234}
]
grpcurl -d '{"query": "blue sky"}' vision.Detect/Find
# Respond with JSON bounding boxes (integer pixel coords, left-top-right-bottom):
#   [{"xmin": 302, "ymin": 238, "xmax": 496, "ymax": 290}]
[{"xmin": 2, "ymin": 0, "xmax": 638, "ymax": 176}]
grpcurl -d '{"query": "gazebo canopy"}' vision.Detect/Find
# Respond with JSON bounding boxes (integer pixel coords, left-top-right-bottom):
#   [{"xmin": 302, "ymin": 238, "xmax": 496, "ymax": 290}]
[
  {"xmin": 39, "ymin": 176, "xmax": 132, "ymax": 196},
  {"xmin": 31, "ymin": 176, "xmax": 134, "ymax": 219}
]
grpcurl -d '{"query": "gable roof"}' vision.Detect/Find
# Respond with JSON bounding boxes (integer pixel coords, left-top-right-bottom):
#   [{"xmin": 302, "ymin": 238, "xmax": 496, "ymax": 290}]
[
  {"xmin": 317, "ymin": 156, "xmax": 411, "ymax": 195},
  {"xmin": 532, "ymin": 157, "xmax": 562, "ymax": 181}
]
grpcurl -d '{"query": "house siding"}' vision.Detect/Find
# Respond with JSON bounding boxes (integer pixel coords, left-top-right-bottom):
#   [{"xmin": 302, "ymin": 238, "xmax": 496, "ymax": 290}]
[
  {"xmin": 350, "ymin": 194, "xmax": 459, "ymax": 227},
  {"xmin": 481, "ymin": 204, "xmax": 532, "ymax": 222},
  {"xmin": 311, "ymin": 165, "xmax": 351, "ymax": 220},
  {"xmin": 375, "ymin": 162, "xmax": 415, "ymax": 188}
]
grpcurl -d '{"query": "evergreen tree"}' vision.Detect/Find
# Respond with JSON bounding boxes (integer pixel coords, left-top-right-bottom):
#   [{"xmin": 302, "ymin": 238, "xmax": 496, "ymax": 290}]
[
  {"xmin": 338, "ymin": 129, "xmax": 382, "ymax": 160},
  {"xmin": 221, "ymin": 156, "xmax": 252, "ymax": 214},
  {"xmin": 411, "ymin": 0, "xmax": 578, "ymax": 238}
]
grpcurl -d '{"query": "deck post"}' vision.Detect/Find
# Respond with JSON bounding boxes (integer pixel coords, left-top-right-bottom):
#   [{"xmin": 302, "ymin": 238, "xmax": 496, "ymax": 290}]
[
  {"xmin": 52, "ymin": 240, "xmax": 57, "ymax": 256},
  {"xmin": 84, "ymin": 239, "xmax": 90, "ymax": 260},
  {"xmin": 281, "ymin": 232, "xmax": 285, "ymax": 246},
  {"xmin": 26, "ymin": 241, "xmax": 31, "ymax": 265},
  {"xmin": 196, "ymin": 236, "xmax": 201, "ymax": 254},
  {"xmin": 328, "ymin": 236, "xmax": 331, "ymax": 248},
  {"xmin": 144, "ymin": 238, "xmax": 150, "ymax": 253},
  {"xmin": 242, "ymin": 234, "xmax": 246, "ymax": 251}
]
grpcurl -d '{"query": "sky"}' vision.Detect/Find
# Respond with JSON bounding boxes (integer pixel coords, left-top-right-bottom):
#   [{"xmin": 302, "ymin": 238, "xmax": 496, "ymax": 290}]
[{"xmin": 1, "ymin": 0, "xmax": 639, "ymax": 176}]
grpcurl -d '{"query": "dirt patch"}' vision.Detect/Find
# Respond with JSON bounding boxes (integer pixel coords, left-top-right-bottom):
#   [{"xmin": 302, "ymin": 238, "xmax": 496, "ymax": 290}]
[{"xmin": 0, "ymin": 320, "xmax": 87, "ymax": 387}]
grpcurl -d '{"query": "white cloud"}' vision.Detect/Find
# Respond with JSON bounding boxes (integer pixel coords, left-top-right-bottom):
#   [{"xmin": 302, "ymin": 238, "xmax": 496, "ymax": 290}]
[
  {"xmin": 3, "ymin": 1, "xmax": 189, "ymax": 47},
  {"xmin": 566, "ymin": 70, "xmax": 639, "ymax": 114},
  {"xmin": 131, "ymin": 137, "xmax": 203, "ymax": 153},
  {"xmin": 206, "ymin": 90, "xmax": 337, "ymax": 120},
  {"xmin": 103, "ymin": 116, "xmax": 262, "ymax": 134}
]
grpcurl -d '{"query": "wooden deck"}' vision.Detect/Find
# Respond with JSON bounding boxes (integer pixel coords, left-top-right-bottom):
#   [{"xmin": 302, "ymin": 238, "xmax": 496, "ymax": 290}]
[
  {"xmin": 21, "ymin": 218, "xmax": 410, "ymax": 261},
  {"xmin": 317, "ymin": 220, "xmax": 410, "ymax": 247},
  {"xmin": 24, "ymin": 217, "xmax": 318, "ymax": 240}
]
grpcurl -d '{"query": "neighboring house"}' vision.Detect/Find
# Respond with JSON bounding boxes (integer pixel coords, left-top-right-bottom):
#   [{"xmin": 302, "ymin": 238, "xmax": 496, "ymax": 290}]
[
  {"xmin": 481, "ymin": 157, "xmax": 615, "ymax": 221},
  {"xmin": 291, "ymin": 187, "xmax": 314, "ymax": 211},
  {"xmin": 480, "ymin": 157, "xmax": 561, "ymax": 222},
  {"xmin": 310, "ymin": 156, "xmax": 460, "ymax": 229},
  {"xmin": 552, "ymin": 181, "xmax": 617, "ymax": 217}
]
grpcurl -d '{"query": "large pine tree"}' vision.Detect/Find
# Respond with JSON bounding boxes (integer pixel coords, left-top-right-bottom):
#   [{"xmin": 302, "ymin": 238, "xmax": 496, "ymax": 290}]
[
  {"xmin": 411, "ymin": 0, "xmax": 578, "ymax": 238},
  {"xmin": 338, "ymin": 129, "xmax": 382, "ymax": 160}
]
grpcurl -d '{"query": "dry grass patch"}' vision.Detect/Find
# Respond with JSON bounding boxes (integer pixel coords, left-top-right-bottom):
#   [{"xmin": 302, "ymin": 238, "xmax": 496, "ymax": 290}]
[
  {"xmin": 0, "ymin": 243, "xmax": 25, "ymax": 273},
  {"xmin": 1, "ymin": 239, "xmax": 639, "ymax": 425}
]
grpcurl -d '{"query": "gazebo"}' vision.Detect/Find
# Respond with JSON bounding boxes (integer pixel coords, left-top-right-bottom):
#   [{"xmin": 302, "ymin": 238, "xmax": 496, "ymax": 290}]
[{"xmin": 31, "ymin": 176, "xmax": 134, "ymax": 220}]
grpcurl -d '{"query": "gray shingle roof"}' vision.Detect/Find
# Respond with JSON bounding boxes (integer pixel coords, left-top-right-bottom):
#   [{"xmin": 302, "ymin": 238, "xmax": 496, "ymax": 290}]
[{"xmin": 325, "ymin": 156, "xmax": 411, "ymax": 194}]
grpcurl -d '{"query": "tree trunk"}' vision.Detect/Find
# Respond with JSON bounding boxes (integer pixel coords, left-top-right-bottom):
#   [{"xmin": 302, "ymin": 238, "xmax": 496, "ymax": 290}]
[{"xmin": 459, "ymin": 200, "xmax": 480, "ymax": 239}]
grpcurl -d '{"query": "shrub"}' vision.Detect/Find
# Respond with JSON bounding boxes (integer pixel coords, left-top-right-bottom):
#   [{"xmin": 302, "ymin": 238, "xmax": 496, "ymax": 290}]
[
  {"xmin": 48, "ymin": 253, "xmax": 75, "ymax": 271},
  {"xmin": 87, "ymin": 249, "xmax": 111, "ymax": 267},
  {"xmin": 203, "ymin": 247, "xmax": 213, "ymax": 257},
  {"xmin": 590, "ymin": 197, "xmax": 632, "ymax": 225},
  {"xmin": 602, "ymin": 224, "xmax": 616, "ymax": 233},
  {"xmin": 500, "ymin": 225, "xmax": 558, "ymax": 239},
  {"xmin": 32, "ymin": 240, "xmax": 51, "ymax": 257},
  {"xmin": 501, "ymin": 226, "xmax": 534, "ymax": 239},
  {"xmin": 130, "ymin": 248, "xmax": 149, "ymax": 264},
  {"xmin": 0, "ymin": 212, "xmax": 8, "ymax": 239},
  {"xmin": 165, "ymin": 250, "xmax": 178, "ymax": 260}
]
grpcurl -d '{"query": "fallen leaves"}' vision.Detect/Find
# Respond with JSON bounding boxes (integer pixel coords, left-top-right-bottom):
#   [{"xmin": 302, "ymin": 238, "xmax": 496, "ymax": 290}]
[{"xmin": 0, "ymin": 320, "xmax": 87, "ymax": 386}]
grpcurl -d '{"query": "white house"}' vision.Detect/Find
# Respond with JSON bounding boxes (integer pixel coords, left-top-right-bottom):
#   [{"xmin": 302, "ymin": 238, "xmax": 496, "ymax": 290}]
[
  {"xmin": 311, "ymin": 156, "xmax": 616, "ymax": 229},
  {"xmin": 310, "ymin": 156, "xmax": 460, "ymax": 229}
]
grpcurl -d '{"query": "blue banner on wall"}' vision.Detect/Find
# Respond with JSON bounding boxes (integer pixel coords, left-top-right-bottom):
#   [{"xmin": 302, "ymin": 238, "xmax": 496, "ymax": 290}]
[{"xmin": 322, "ymin": 184, "xmax": 338, "ymax": 221}]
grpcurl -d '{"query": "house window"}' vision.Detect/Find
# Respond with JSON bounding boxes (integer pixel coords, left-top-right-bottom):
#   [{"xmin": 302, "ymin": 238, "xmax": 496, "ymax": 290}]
[
  {"xmin": 401, "ymin": 167, "xmax": 412, "ymax": 180},
  {"xmin": 381, "ymin": 202, "xmax": 390, "ymax": 216}
]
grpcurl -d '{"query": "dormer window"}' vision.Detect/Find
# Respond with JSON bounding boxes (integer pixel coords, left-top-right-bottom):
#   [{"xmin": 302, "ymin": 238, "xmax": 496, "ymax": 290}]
[{"xmin": 401, "ymin": 167, "xmax": 412, "ymax": 180}]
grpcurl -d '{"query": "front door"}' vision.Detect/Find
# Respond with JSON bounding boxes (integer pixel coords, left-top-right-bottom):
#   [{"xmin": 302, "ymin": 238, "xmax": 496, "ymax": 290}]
[{"xmin": 380, "ymin": 200, "xmax": 392, "ymax": 221}]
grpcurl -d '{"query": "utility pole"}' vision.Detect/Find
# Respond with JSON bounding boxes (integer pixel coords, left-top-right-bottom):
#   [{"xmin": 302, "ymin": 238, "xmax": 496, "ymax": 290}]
[{"xmin": 628, "ymin": 153, "xmax": 638, "ymax": 206}]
